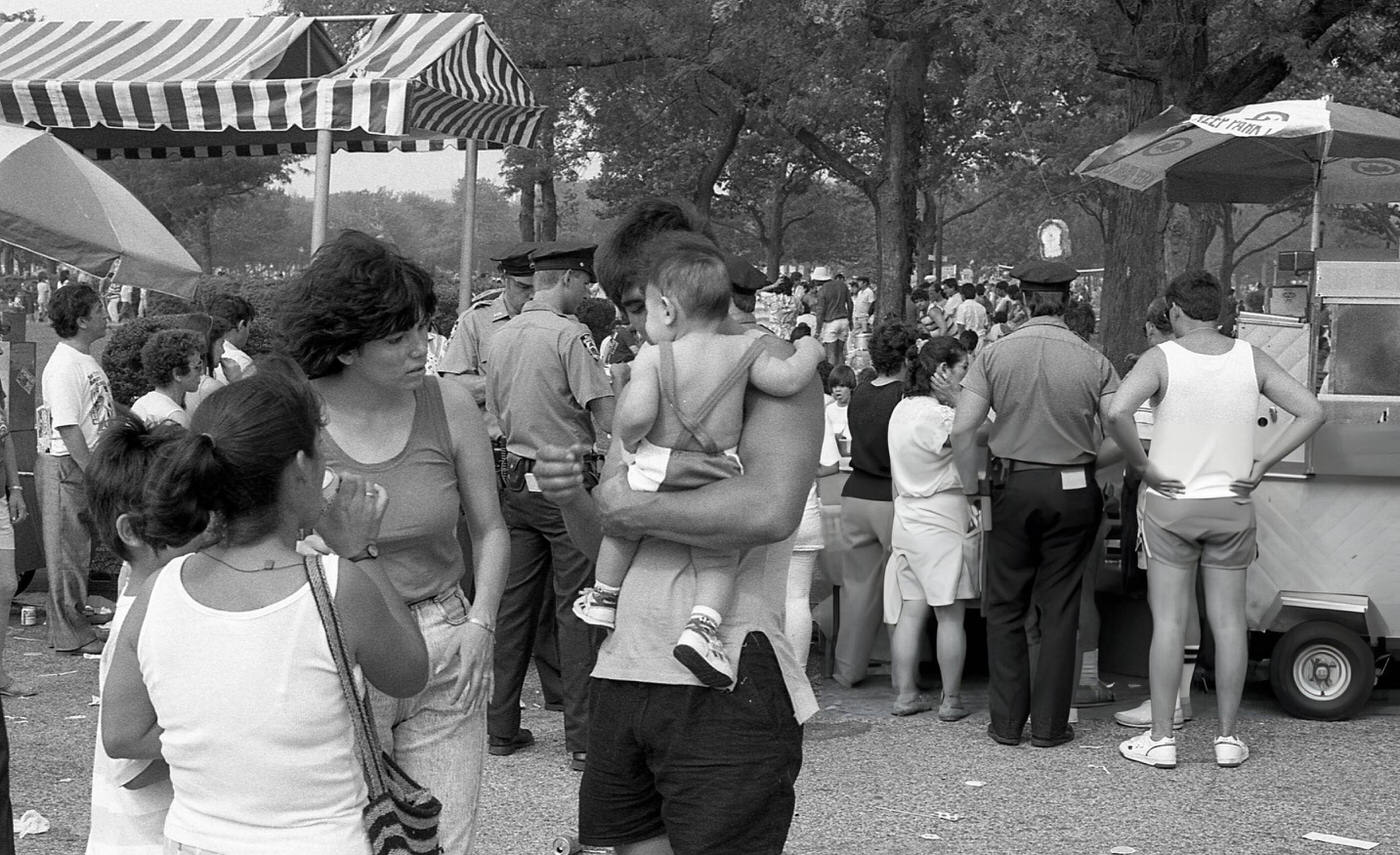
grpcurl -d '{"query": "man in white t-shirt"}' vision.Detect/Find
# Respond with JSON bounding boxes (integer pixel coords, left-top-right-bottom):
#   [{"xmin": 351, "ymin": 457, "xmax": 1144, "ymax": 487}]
[
  {"xmin": 207, "ymin": 294, "xmax": 255, "ymax": 384},
  {"xmin": 951, "ymin": 283, "xmax": 988, "ymax": 338},
  {"xmin": 38, "ymin": 283, "xmax": 114, "ymax": 656}
]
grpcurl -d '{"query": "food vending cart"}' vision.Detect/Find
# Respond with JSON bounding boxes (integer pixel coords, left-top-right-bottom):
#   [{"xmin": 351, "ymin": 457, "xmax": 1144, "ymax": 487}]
[{"xmin": 1236, "ymin": 248, "xmax": 1400, "ymax": 719}]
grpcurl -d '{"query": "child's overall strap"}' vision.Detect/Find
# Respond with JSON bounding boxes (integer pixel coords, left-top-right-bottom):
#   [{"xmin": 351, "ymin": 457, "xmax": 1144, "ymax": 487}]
[{"xmin": 657, "ymin": 338, "xmax": 765, "ymax": 454}]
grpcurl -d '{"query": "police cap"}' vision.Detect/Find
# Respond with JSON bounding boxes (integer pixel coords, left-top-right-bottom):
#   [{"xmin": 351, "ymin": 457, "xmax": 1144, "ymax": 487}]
[
  {"xmin": 1009, "ymin": 260, "xmax": 1078, "ymax": 289},
  {"xmin": 491, "ymin": 242, "xmax": 541, "ymax": 278},
  {"xmin": 529, "ymin": 241, "xmax": 596, "ymax": 281},
  {"xmin": 725, "ymin": 254, "xmax": 769, "ymax": 293}
]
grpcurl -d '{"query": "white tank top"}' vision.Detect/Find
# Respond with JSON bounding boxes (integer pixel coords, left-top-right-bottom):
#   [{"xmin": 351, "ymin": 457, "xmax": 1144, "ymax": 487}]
[
  {"xmin": 138, "ymin": 555, "xmax": 370, "ymax": 855},
  {"xmin": 1148, "ymin": 339, "xmax": 1259, "ymax": 499}
]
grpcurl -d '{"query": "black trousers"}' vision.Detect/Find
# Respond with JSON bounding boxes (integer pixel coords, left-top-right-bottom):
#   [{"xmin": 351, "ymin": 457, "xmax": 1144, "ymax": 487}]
[
  {"xmin": 984, "ymin": 468, "xmax": 1103, "ymax": 740},
  {"xmin": 489, "ymin": 486, "xmax": 601, "ymax": 753}
]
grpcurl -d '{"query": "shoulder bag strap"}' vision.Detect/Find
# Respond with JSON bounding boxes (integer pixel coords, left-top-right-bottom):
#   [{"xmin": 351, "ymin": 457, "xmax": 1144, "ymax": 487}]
[{"xmin": 304, "ymin": 555, "xmax": 388, "ymax": 798}]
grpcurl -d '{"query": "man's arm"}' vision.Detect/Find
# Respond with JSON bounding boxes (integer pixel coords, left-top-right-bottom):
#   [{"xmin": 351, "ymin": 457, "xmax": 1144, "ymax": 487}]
[
  {"xmin": 597, "ymin": 337, "xmax": 823, "ymax": 551},
  {"xmin": 586, "ymin": 395, "xmax": 615, "ymax": 437},
  {"xmin": 1105, "ymin": 350, "xmax": 1185, "ymax": 495},
  {"xmin": 56, "ymin": 425, "xmax": 92, "ymax": 470},
  {"xmin": 951, "ymin": 388, "xmax": 992, "ymax": 500},
  {"xmin": 440, "ymin": 372, "xmax": 487, "ymax": 406}
]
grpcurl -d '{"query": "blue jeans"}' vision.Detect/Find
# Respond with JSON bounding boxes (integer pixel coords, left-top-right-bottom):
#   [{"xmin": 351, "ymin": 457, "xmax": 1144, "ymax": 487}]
[
  {"xmin": 37, "ymin": 453, "xmax": 98, "ymax": 651},
  {"xmin": 368, "ymin": 586, "xmax": 486, "ymax": 855}
]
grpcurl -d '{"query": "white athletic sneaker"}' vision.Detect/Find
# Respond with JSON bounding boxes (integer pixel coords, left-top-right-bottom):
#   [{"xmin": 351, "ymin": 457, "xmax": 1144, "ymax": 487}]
[
  {"xmin": 673, "ymin": 620, "xmax": 735, "ymax": 689},
  {"xmin": 1113, "ymin": 697, "xmax": 1190, "ymax": 729},
  {"xmin": 1214, "ymin": 735, "xmax": 1249, "ymax": 768},
  {"xmin": 571, "ymin": 588, "xmax": 617, "ymax": 629},
  {"xmin": 1119, "ymin": 731, "xmax": 1177, "ymax": 768}
]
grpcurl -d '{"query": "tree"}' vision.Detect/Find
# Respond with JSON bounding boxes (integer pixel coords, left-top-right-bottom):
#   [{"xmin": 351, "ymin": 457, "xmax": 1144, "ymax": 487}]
[{"xmin": 101, "ymin": 158, "xmax": 297, "ymax": 272}]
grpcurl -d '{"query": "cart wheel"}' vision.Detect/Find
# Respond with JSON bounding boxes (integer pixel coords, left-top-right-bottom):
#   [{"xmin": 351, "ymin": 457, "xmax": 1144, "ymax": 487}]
[{"xmin": 1269, "ymin": 620, "xmax": 1375, "ymax": 721}]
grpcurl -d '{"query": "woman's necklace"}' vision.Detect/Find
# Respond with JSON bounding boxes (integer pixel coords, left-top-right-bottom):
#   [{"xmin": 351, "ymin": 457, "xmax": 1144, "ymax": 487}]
[{"xmin": 201, "ymin": 551, "xmax": 303, "ymax": 574}]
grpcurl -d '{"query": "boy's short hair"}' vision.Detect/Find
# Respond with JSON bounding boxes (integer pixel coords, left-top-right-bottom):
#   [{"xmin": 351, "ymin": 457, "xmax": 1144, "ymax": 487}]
[
  {"xmin": 141, "ymin": 329, "xmax": 204, "ymax": 388},
  {"xmin": 49, "ymin": 284, "xmax": 101, "ymax": 338},
  {"xmin": 645, "ymin": 232, "xmax": 731, "ymax": 322},
  {"xmin": 87, "ymin": 413, "xmax": 186, "ymax": 561},
  {"xmin": 205, "ymin": 293, "xmax": 255, "ymax": 328},
  {"xmin": 1165, "ymin": 269, "xmax": 1223, "ymax": 322}
]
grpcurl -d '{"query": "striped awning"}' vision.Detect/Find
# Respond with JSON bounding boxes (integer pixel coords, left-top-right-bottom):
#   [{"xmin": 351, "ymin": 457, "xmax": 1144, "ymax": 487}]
[{"xmin": 0, "ymin": 13, "xmax": 544, "ymax": 158}]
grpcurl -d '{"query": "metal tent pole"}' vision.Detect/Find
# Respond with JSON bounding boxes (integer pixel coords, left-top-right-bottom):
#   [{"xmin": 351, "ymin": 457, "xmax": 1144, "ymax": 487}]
[
  {"xmin": 458, "ymin": 140, "xmax": 479, "ymax": 308},
  {"xmin": 311, "ymin": 129, "xmax": 334, "ymax": 253}
]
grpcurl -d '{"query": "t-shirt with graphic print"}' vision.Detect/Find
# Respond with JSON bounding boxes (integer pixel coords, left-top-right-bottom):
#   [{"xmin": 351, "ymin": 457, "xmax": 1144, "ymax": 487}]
[{"xmin": 42, "ymin": 341, "xmax": 114, "ymax": 457}]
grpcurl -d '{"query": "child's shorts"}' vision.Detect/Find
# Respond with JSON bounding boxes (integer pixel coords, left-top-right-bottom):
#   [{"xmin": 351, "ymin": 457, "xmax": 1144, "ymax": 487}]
[{"xmin": 627, "ymin": 439, "xmax": 742, "ymax": 493}]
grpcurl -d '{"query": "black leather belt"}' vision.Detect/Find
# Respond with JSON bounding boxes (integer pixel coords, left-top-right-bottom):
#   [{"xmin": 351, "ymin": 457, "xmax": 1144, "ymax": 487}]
[{"xmin": 1008, "ymin": 460, "xmax": 1092, "ymax": 472}]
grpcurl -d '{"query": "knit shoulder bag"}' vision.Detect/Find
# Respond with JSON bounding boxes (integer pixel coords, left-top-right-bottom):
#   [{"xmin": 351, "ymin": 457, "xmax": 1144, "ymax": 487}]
[{"xmin": 304, "ymin": 555, "xmax": 442, "ymax": 855}]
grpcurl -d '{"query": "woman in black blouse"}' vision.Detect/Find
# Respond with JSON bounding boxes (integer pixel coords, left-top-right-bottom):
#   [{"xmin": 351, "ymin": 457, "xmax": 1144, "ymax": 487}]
[{"xmin": 833, "ymin": 320, "xmax": 919, "ymax": 687}]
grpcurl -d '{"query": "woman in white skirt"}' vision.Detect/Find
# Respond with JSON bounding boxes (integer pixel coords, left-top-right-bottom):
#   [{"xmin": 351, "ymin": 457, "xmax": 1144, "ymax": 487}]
[{"xmin": 885, "ymin": 336, "xmax": 977, "ymax": 719}]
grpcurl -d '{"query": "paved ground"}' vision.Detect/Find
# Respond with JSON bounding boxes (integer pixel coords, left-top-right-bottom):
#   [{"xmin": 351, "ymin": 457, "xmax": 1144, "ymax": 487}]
[
  {"xmin": 9, "ymin": 602, "xmax": 1398, "ymax": 855},
  {"xmin": 6, "ymin": 319, "xmax": 1398, "ymax": 852}
]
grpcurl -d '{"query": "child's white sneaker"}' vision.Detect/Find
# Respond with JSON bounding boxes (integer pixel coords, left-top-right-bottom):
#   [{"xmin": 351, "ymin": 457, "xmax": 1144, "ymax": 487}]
[
  {"xmin": 1214, "ymin": 734, "xmax": 1249, "ymax": 768},
  {"xmin": 572, "ymin": 587, "xmax": 617, "ymax": 629},
  {"xmin": 1119, "ymin": 731, "xmax": 1177, "ymax": 768},
  {"xmin": 673, "ymin": 617, "xmax": 734, "ymax": 689}
]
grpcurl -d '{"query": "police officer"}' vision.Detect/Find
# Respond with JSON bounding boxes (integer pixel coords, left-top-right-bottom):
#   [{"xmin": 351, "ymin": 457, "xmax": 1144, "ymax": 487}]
[
  {"xmin": 950, "ymin": 260, "xmax": 1119, "ymax": 749},
  {"xmin": 486, "ymin": 241, "xmax": 614, "ymax": 771},
  {"xmin": 725, "ymin": 254, "xmax": 773, "ymax": 333},
  {"xmin": 437, "ymin": 243, "xmax": 567, "ymax": 713},
  {"xmin": 438, "ymin": 242, "xmax": 539, "ymax": 421}
]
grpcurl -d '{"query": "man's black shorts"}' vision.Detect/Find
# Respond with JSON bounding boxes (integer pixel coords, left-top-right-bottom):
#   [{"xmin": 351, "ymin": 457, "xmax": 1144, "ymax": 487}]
[{"xmin": 579, "ymin": 632, "xmax": 804, "ymax": 855}]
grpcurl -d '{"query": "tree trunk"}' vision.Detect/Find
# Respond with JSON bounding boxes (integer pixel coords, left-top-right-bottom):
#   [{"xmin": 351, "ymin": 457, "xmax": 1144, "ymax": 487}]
[
  {"xmin": 765, "ymin": 191, "xmax": 785, "ymax": 279},
  {"xmin": 517, "ymin": 180, "xmax": 536, "ymax": 242},
  {"xmin": 1101, "ymin": 182, "xmax": 1165, "ymax": 369},
  {"xmin": 200, "ymin": 207, "xmax": 215, "ymax": 273},
  {"xmin": 537, "ymin": 177, "xmax": 558, "ymax": 242},
  {"xmin": 694, "ymin": 107, "xmax": 745, "ymax": 221},
  {"xmin": 914, "ymin": 187, "xmax": 936, "ymax": 283},
  {"xmin": 535, "ymin": 114, "xmax": 558, "ymax": 241},
  {"xmin": 872, "ymin": 38, "xmax": 933, "ymax": 321}
]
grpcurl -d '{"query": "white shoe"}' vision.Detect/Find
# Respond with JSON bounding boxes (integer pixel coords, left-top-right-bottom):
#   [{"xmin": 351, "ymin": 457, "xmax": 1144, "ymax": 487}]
[
  {"xmin": 1119, "ymin": 731, "xmax": 1177, "ymax": 768},
  {"xmin": 1214, "ymin": 735, "xmax": 1249, "ymax": 768},
  {"xmin": 571, "ymin": 588, "xmax": 617, "ymax": 629},
  {"xmin": 1114, "ymin": 698, "xmax": 1189, "ymax": 729},
  {"xmin": 673, "ymin": 622, "xmax": 735, "ymax": 689}
]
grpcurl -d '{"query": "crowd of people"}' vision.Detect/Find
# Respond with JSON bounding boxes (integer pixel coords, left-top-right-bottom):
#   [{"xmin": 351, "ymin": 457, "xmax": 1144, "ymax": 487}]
[{"xmin": 0, "ymin": 195, "xmax": 1327, "ymax": 854}]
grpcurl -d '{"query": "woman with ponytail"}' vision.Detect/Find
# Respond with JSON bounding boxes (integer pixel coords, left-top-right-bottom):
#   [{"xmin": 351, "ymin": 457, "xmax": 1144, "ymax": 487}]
[
  {"xmin": 883, "ymin": 337, "xmax": 978, "ymax": 718},
  {"xmin": 101, "ymin": 373, "xmax": 429, "ymax": 854}
]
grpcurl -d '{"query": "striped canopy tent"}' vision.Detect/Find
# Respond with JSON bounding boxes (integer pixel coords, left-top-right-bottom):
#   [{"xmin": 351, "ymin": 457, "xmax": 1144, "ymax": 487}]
[{"xmin": 0, "ymin": 12, "xmax": 544, "ymax": 268}]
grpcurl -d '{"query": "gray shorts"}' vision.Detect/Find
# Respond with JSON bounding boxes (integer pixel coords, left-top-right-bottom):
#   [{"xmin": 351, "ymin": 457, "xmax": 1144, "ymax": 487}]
[{"xmin": 1142, "ymin": 493, "xmax": 1257, "ymax": 571}]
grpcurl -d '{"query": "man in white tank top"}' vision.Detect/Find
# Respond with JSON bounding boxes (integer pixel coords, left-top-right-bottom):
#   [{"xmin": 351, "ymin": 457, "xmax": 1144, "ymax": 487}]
[{"xmin": 1106, "ymin": 271, "xmax": 1323, "ymax": 771}]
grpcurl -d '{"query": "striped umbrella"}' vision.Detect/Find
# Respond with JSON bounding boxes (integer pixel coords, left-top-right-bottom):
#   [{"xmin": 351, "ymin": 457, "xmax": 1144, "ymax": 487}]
[{"xmin": 0, "ymin": 123, "xmax": 202, "ymax": 296}]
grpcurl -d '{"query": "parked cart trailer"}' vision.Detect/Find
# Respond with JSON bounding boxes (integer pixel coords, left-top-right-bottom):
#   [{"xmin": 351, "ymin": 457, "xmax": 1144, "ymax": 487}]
[{"xmin": 1236, "ymin": 249, "xmax": 1400, "ymax": 720}]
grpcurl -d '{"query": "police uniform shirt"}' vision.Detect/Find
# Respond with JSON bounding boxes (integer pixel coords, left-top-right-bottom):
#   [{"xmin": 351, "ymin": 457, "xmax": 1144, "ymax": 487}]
[
  {"xmin": 487, "ymin": 301, "xmax": 613, "ymax": 459},
  {"xmin": 438, "ymin": 293, "xmax": 511, "ymax": 376},
  {"xmin": 961, "ymin": 316, "xmax": 1119, "ymax": 465}
]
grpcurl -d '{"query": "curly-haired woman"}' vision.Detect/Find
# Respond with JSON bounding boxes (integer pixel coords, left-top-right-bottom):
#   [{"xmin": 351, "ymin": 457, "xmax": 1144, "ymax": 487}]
[{"xmin": 279, "ymin": 230, "xmax": 509, "ymax": 852}]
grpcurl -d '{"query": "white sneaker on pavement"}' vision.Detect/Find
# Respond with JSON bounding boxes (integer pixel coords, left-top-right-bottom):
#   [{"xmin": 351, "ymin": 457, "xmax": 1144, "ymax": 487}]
[
  {"xmin": 1214, "ymin": 734, "xmax": 1249, "ymax": 768},
  {"xmin": 1119, "ymin": 731, "xmax": 1177, "ymax": 768},
  {"xmin": 1113, "ymin": 697, "xmax": 1190, "ymax": 729}
]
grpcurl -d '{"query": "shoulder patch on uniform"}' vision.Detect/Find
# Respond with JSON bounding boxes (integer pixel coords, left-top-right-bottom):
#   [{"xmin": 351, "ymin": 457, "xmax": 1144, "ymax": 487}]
[{"xmin": 580, "ymin": 333, "xmax": 601, "ymax": 361}]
